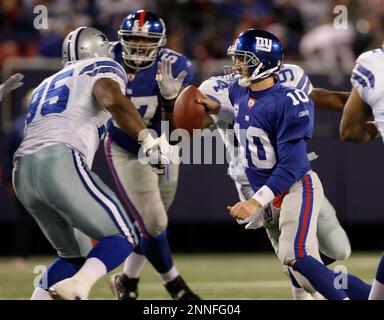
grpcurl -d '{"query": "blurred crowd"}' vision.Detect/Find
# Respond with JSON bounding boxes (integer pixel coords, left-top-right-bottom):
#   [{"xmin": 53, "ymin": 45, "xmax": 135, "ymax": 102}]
[{"xmin": 1, "ymin": 0, "xmax": 384, "ymax": 71}]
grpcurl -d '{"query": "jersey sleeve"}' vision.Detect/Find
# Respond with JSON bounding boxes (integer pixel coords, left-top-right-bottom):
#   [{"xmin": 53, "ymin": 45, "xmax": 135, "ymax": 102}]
[
  {"xmin": 198, "ymin": 77, "xmax": 234, "ymax": 125},
  {"xmin": 351, "ymin": 52, "xmax": 376, "ymax": 104},
  {"xmin": 276, "ymin": 95, "xmax": 314, "ymax": 144},
  {"xmin": 171, "ymin": 54, "xmax": 194, "ymax": 86},
  {"xmin": 279, "ymin": 64, "xmax": 313, "ymax": 95},
  {"xmin": 79, "ymin": 58, "xmax": 127, "ymax": 94}
]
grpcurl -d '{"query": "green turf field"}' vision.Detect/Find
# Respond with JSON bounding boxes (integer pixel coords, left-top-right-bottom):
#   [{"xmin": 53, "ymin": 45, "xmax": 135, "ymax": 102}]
[{"xmin": 0, "ymin": 252, "xmax": 380, "ymax": 299}]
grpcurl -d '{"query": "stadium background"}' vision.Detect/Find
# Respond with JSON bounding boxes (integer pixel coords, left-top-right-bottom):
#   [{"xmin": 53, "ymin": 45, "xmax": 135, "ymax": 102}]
[{"xmin": 0, "ymin": 0, "xmax": 383, "ymax": 260}]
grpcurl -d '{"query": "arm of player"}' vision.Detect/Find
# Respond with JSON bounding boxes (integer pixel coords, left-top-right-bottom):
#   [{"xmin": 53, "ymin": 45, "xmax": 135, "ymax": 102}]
[
  {"xmin": 310, "ymin": 88, "xmax": 349, "ymax": 112},
  {"xmin": 0, "ymin": 73, "xmax": 24, "ymax": 102},
  {"xmin": 157, "ymin": 57, "xmax": 193, "ymax": 133},
  {"xmin": 252, "ymin": 99, "xmax": 315, "ymax": 206},
  {"xmin": 196, "ymin": 95, "xmax": 222, "ymax": 129},
  {"xmin": 227, "ymin": 198, "xmax": 261, "ymax": 220},
  {"xmin": 93, "ymin": 78, "xmax": 147, "ymax": 140},
  {"xmin": 261, "ymin": 139, "xmax": 310, "ymax": 197},
  {"xmin": 93, "ymin": 78, "xmax": 170, "ymax": 175},
  {"xmin": 157, "ymin": 57, "xmax": 187, "ymax": 101},
  {"xmin": 339, "ymin": 87, "xmax": 377, "ymax": 143}
]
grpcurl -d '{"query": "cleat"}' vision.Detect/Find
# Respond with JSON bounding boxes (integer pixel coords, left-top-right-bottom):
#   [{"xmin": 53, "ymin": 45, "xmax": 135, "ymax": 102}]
[
  {"xmin": 110, "ymin": 273, "xmax": 139, "ymax": 300},
  {"xmin": 164, "ymin": 276, "xmax": 201, "ymax": 300},
  {"xmin": 48, "ymin": 278, "xmax": 89, "ymax": 300}
]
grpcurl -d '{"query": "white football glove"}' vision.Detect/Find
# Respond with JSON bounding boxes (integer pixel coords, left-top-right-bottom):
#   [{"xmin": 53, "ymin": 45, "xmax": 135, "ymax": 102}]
[
  {"xmin": 0, "ymin": 73, "xmax": 24, "ymax": 102},
  {"xmin": 156, "ymin": 57, "xmax": 187, "ymax": 100},
  {"xmin": 139, "ymin": 134, "xmax": 170, "ymax": 179},
  {"xmin": 236, "ymin": 206, "xmax": 266, "ymax": 230}
]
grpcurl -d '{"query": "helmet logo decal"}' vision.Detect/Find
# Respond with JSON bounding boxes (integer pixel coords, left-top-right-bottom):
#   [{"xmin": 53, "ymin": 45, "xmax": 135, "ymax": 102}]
[
  {"xmin": 96, "ymin": 33, "xmax": 107, "ymax": 42},
  {"xmin": 255, "ymin": 37, "xmax": 272, "ymax": 52},
  {"xmin": 132, "ymin": 20, "xmax": 150, "ymax": 34}
]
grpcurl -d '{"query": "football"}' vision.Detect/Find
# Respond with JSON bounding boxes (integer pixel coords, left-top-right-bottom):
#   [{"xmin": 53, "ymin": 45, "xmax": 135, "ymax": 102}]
[{"xmin": 173, "ymin": 85, "xmax": 206, "ymax": 135}]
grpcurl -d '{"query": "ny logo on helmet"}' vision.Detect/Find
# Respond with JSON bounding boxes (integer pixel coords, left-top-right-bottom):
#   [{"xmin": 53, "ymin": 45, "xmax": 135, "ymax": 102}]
[
  {"xmin": 255, "ymin": 37, "xmax": 272, "ymax": 52},
  {"xmin": 132, "ymin": 20, "xmax": 150, "ymax": 34}
]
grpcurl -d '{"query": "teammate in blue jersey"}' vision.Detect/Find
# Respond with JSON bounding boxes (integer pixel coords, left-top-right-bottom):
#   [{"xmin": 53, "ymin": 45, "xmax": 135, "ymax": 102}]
[{"xmin": 105, "ymin": 10, "xmax": 199, "ymax": 300}]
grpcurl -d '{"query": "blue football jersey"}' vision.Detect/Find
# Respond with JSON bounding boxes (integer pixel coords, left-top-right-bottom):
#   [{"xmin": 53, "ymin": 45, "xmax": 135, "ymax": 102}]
[
  {"xmin": 229, "ymin": 80, "xmax": 314, "ymax": 195},
  {"xmin": 107, "ymin": 42, "xmax": 194, "ymax": 154}
]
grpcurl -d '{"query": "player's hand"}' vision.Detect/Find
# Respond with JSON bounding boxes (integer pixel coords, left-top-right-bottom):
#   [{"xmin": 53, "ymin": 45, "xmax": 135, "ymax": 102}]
[
  {"xmin": 196, "ymin": 94, "xmax": 221, "ymax": 114},
  {"xmin": 147, "ymin": 143, "xmax": 170, "ymax": 177},
  {"xmin": 227, "ymin": 198, "xmax": 262, "ymax": 220},
  {"xmin": 156, "ymin": 57, "xmax": 187, "ymax": 100},
  {"xmin": 139, "ymin": 134, "xmax": 170, "ymax": 178},
  {"xmin": 0, "ymin": 73, "xmax": 24, "ymax": 101}
]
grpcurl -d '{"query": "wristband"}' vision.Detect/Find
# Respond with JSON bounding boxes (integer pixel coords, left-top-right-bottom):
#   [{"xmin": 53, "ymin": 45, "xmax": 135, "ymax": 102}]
[
  {"xmin": 252, "ymin": 185, "xmax": 275, "ymax": 208},
  {"xmin": 161, "ymin": 97, "xmax": 176, "ymax": 113}
]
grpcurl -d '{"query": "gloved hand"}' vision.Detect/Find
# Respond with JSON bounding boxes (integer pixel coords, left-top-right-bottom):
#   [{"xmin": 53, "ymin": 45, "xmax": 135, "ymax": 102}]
[
  {"xmin": 156, "ymin": 57, "xmax": 186, "ymax": 100},
  {"xmin": 139, "ymin": 134, "xmax": 170, "ymax": 179},
  {"xmin": 0, "ymin": 73, "xmax": 24, "ymax": 101},
  {"xmin": 235, "ymin": 206, "xmax": 265, "ymax": 230}
]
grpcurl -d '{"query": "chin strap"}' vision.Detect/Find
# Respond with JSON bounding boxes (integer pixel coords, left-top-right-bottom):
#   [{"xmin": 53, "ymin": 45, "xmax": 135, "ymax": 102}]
[{"xmin": 239, "ymin": 64, "xmax": 280, "ymax": 87}]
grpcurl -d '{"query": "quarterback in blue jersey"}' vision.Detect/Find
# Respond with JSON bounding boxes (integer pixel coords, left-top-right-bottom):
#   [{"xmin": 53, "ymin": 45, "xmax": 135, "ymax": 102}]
[
  {"xmin": 105, "ymin": 10, "xmax": 199, "ymax": 300},
  {"xmin": 197, "ymin": 66, "xmax": 357, "ymax": 299},
  {"xmin": 202, "ymin": 29, "xmax": 352, "ymax": 300}
]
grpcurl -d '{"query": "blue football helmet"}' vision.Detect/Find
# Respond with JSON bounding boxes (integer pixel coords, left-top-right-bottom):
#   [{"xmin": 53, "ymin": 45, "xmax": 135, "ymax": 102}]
[
  {"xmin": 225, "ymin": 29, "xmax": 283, "ymax": 87},
  {"xmin": 118, "ymin": 10, "xmax": 167, "ymax": 70}
]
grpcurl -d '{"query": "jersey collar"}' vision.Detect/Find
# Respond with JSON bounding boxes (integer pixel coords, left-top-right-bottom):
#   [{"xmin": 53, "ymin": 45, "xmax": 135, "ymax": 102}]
[{"xmin": 248, "ymin": 79, "xmax": 281, "ymax": 98}]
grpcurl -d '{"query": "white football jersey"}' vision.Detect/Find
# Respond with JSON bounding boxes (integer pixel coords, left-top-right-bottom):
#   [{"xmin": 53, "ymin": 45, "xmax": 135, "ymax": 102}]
[
  {"xmin": 198, "ymin": 64, "xmax": 313, "ymax": 183},
  {"xmin": 351, "ymin": 48, "xmax": 384, "ymax": 140},
  {"xmin": 16, "ymin": 57, "xmax": 127, "ymax": 167}
]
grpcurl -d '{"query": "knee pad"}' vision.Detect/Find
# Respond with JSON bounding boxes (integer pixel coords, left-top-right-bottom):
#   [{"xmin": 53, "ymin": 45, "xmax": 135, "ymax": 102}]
[
  {"xmin": 277, "ymin": 240, "xmax": 296, "ymax": 266},
  {"xmin": 317, "ymin": 199, "xmax": 351, "ymax": 260},
  {"xmin": 140, "ymin": 195, "xmax": 168, "ymax": 238},
  {"xmin": 319, "ymin": 226, "xmax": 351, "ymax": 261},
  {"xmin": 160, "ymin": 180, "xmax": 178, "ymax": 211}
]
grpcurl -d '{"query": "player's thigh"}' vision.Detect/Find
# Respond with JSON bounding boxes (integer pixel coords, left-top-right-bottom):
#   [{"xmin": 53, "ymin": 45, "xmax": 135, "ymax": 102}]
[
  {"xmin": 317, "ymin": 197, "xmax": 351, "ymax": 260},
  {"xmin": 266, "ymin": 224, "xmax": 281, "ymax": 255},
  {"xmin": 158, "ymin": 163, "xmax": 179, "ymax": 211},
  {"xmin": 278, "ymin": 172, "xmax": 324, "ymax": 265},
  {"xmin": 32, "ymin": 205, "xmax": 88, "ymax": 258},
  {"xmin": 13, "ymin": 155, "xmax": 85, "ymax": 258},
  {"xmin": 106, "ymin": 141, "xmax": 168, "ymax": 236},
  {"xmin": 13, "ymin": 154, "xmax": 35, "ymax": 210},
  {"xmin": 36, "ymin": 147, "xmax": 137, "ymax": 245}
]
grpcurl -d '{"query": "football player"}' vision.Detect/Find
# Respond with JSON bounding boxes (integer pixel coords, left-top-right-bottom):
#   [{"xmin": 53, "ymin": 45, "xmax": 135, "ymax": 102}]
[
  {"xmin": 340, "ymin": 46, "xmax": 384, "ymax": 299},
  {"xmin": 105, "ymin": 10, "xmax": 199, "ymax": 300},
  {"xmin": 0, "ymin": 73, "xmax": 24, "ymax": 102},
  {"xmin": 13, "ymin": 27, "xmax": 168, "ymax": 300},
  {"xmin": 197, "ymin": 66, "xmax": 354, "ymax": 299},
  {"xmin": 200, "ymin": 28, "xmax": 358, "ymax": 300}
]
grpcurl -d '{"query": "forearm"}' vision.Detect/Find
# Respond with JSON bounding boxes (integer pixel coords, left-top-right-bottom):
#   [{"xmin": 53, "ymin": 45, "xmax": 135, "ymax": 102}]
[
  {"xmin": 253, "ymin": 140, "xmax": 309, "ymax": 206},
  {"xmin": 109, "ymin": 99, "xmax": 148, "ymax": 141},
  {"xmin": 339, "ymin": 87, "xmax": 376, "ymax": 143},
  {"xmin": 340, "ymin": 122, "xmax": 377, "ymax": 143},
  {"xmin": 310, "ymin": 88, "xmax": 349, "ymax": 112},
  {"xmin": 93, "ymin": 78, "xmax": 148, "ymax": 141}
]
